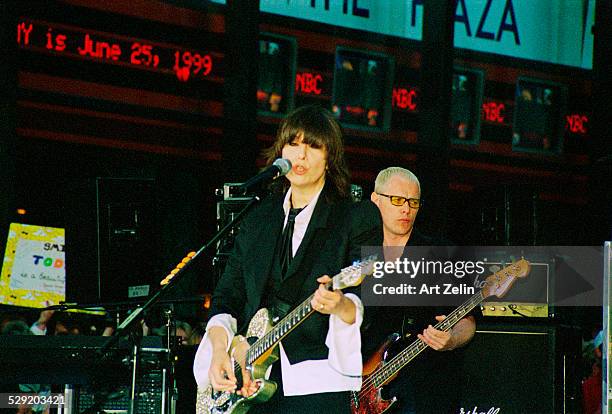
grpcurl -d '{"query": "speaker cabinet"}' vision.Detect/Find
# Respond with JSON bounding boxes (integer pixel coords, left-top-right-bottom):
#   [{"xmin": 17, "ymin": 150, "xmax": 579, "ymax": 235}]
[
  {"xmin": 458, "ymin": 323, "xmax": 581, "ymax": 414},
  {"xmin": 96, "ymin": 177, "xmax": 158, "ymax": 302}
]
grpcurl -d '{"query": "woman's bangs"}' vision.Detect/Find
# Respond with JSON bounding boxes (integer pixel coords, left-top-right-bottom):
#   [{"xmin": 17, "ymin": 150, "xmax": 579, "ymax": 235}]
[{"xmin": 302, "ymin": 131, "xmax": 327, "ymax": 149}]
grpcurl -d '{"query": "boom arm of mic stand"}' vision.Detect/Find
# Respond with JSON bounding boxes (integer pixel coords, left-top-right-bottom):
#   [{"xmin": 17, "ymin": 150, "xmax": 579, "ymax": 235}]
[{"xmin": 99, "ymin": 194, "xmax": 262, "ymax": 354}]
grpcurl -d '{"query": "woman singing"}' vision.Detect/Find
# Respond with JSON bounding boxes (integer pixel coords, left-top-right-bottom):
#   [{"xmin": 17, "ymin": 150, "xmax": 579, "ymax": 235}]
[{"xmin": 193, "ymin": 105, "xmax": 381, "ymax": 413}]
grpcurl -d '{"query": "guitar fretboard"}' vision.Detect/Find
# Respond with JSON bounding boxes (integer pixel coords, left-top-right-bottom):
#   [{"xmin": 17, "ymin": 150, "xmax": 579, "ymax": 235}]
[
  {"xmin": 243, "ymin": 257, "xmax": 376, "ymax": 365},
  {"xmin": 246, "ymin": 292, "xmax": 317, "ymax": 364},
  {"xmin": 371, "ymin": 290, "xmax": 484, "ymax": 387}
]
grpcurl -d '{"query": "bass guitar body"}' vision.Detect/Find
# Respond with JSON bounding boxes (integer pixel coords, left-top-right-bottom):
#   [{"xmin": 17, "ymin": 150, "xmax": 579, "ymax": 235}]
[{"xmin": 350, "ymin": 333, "xmax": 402, "ymax": 414}]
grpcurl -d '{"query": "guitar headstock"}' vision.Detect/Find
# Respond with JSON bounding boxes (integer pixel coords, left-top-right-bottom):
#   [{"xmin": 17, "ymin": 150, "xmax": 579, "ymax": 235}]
[
  {"xmin": 332, "ymin": 255, "xmax": 379, "ymax": 290},
  {"xmin": 481, "ymin": 259, "xmax": 531, "ymax": 299}
]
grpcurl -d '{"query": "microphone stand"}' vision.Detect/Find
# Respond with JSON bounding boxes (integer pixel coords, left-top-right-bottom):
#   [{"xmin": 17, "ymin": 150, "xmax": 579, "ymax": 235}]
[
  {"xmin": 98, "ymin": 193, "xmax": 263, "ymax": 414},
  {"xmin": 46, "ymin": 296, "xmax": 208, "ymax": 312}
]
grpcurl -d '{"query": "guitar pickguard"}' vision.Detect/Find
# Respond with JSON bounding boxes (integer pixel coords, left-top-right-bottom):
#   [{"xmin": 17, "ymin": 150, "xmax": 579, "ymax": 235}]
[
  {"xmin": 196, "ymin": 308, "xmax": 278, "ymax": 414},
  {"xmin": 246, "ymin": 308, "xmax": 272, "ymax": 339}
]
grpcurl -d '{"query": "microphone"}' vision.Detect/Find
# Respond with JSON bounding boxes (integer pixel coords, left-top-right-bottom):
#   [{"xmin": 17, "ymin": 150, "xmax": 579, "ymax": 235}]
[{"xmin": 239, "ymin": 158, "xmax": 292, "ymax": 194}]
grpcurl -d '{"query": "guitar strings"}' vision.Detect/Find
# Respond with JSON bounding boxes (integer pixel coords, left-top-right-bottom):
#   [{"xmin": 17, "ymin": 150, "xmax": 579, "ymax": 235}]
[
  {"xmin": 224, "ymin": 285, "xmax": 323, "ymax": 391},
  {"xmin": 358, "ymin": 291, "xmax": 482, "ymax": 395},
  {"xmin": 219, "ymin": 261, "xmax": 370, "ymax": 392},
  {"xmin": 228, "ymin": 261, "xmax": 373, "ymax": 379},
  {"xmin": 357, "ymin": 291, "xmax": 484, "ymax": 399},
  {"xmin": 358, "ymin": 262, "xmax": 523, "ymax": 397},
  {"xmin": 357, "ymin": 292, "xmax": 481, "ymax": 398},
  {"xmin": 356, "ymin": 262, "xmax": 525, "ymax": 398},
  {"xmin": 219, "ymin": 261, "xmax": 523, "ymax": 401},
  {"xmin": 228, "ymin": 296, "xmax": 314, "ymax": 383}
]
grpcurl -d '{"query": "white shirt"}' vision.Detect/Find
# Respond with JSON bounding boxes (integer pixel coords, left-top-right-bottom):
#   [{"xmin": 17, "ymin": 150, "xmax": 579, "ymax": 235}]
[
  {"xmin": 193, "ymin": 187, "xmax": 363, "ymax": 395},
  {"xmin": 30, "ymin": 323, "xmax": 46, "ymax": 335}
]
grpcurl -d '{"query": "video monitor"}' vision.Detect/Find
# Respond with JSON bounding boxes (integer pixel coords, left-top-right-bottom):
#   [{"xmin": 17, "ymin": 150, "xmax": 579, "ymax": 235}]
[
  {"xmin": 332, "ymin": 47, "xmax": 394, "ymax": 131},
  {"xmin": 512, "ymin": 78, "xmax": 567, "ymax": 154},
  {"xmin": 257, "ymin": 33, "xmax": 297, "ymax": 115},
  {"xmin": 451, "ymin": 67, "xmax": 484, "ymax": 145}
]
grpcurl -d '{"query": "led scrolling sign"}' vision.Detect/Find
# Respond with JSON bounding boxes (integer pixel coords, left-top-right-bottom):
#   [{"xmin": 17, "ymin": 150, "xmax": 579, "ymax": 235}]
[
  {"xmin": 16, "ymin": 19, "xmax": 217, "ymax": 82},
  {"xmin": 16, "ymin": 19, "xmax": 588, "ymax": 140}
]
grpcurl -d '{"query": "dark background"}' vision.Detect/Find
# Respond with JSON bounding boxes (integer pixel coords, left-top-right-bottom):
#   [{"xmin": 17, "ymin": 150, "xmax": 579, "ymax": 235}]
[
  {"xmin": 0, "ymin": 1, "xmax": 609, "ymax": 412},
  {"xmin": 1, "ymin": 1, "xmax": 609, "ymax": 308}
]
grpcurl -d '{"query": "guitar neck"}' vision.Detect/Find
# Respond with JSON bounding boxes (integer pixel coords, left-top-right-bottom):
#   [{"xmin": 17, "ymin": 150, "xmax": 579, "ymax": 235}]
[
  {"xmin": 244, "ymin": 256, "xmax": 377, "ymax": 364},
  {"xmin": 246, "ymin": 285, "xmax": 324, "ymax": 364},
  {"xmin": 371, "ymin": 290, "xmax": 484, "ymax": 387}
]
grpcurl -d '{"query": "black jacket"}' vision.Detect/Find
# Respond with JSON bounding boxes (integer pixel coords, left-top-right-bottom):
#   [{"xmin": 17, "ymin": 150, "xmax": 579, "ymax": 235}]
[{"xmin": 210, "ymin": 185, "xmax": 382, "ymax": 364}]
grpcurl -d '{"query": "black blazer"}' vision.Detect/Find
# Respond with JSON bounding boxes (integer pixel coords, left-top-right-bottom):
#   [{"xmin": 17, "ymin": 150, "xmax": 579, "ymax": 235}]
[{"xmin": 210, "ymin": 184, "xmax": 382, "ymax": 364}]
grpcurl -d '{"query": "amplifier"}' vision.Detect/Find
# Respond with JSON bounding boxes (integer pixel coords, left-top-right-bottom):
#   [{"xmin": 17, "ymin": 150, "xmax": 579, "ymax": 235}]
[
  {"xmin": 212, "ymin": 184, "xmax": 252, "ymax": 286},
  {"xmin": 458, "ymin": 323, "xmax": 581, "ymax": 414},
  {"xmin": 480, "ymin": 260, "xmax": 551, "ymax": 318},
  {"xmin": 0, "ymin": 335, "xmax": 171, "ymax": 414},
  {"xmin": 66, "ymin": 369, "xmax": 168, "ymax": 414}
]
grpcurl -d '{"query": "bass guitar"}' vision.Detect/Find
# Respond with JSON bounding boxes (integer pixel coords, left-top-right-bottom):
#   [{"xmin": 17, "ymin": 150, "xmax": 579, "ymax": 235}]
[{"xmin": 351, "ymin": 259, "xmax": 531, "ymax": 414}]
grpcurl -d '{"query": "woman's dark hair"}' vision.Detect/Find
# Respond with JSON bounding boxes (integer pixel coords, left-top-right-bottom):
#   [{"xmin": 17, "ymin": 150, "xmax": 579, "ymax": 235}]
[{"xmin": 263, "ymin": 105, "xmax": 350, "ymax": 199}]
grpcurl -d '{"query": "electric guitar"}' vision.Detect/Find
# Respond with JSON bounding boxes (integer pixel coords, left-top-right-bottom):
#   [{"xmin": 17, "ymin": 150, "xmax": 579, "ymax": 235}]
[
  {"xmin": 196, "ymin": 255, "xmax": 378, "ymax": 414},
  {"xmin": 351, "ymin": 259, "xmax": 531, "ymax": 414}
]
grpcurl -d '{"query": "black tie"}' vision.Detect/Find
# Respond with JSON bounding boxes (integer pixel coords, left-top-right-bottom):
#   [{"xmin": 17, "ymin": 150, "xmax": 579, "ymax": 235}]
[{"xmin": 280, "ymin": 207, "xmax": 303, "ymax": 277}]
